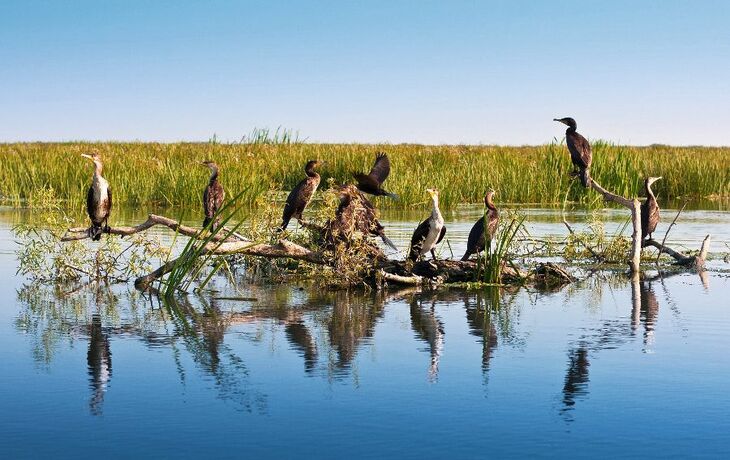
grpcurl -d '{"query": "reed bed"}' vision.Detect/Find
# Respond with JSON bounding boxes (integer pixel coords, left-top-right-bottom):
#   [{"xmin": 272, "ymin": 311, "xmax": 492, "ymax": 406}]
[{"xmin": 1, "ymin": 141, "xmax": 728, "ymax": 210}]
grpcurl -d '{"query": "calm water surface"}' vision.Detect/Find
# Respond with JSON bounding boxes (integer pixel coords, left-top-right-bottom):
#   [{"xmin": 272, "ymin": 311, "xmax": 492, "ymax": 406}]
[{"xmin": 1, "ymin": 207, "xmax": 729, "ymax": 459}]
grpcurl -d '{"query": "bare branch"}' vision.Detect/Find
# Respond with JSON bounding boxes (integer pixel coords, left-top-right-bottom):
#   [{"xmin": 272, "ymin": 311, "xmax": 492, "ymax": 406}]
[
  {"xmin": 61, "ymin": 214, "xmax": 249, "ymax": 243},
  {"xmin": 655, "ymin": 201, "xmax": 688, "ymax": 264}
]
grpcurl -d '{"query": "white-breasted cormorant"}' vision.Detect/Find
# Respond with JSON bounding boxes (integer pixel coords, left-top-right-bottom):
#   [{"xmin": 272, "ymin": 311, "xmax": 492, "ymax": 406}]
[
  {"xmin": 461, "ymin": 189, "xmax": 499, "ymax": 261},
  {"xmin": 81, "ymin": 151, "xmax": 112, "ymax": 241},
  {"xmin": 353, "ymin": 152, "xmax": 398, "ymax": 199},
  {"xmin": 202, "ymin": 161, "xmax": 225, "ymax": 231},
  {"xmin": 641, "ymin": 176, "xmax": 662, "ymax": 242},
  {"xmin": 280, "ymin": 160, "xmax": 323, "ymax": 231},
  {"xmin": 554, "ymin": 117, "xmax": 592, "ymax": 188},
  {"xmin": 408, "ymin": 188, "xmax": 446, "ymax": 261}
]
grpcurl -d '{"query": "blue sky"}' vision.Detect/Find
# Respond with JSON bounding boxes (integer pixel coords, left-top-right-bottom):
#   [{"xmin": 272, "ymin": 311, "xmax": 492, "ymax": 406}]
[{"xmin": 1, "ymin": 0, "xmax": 729, "ymax": 145}]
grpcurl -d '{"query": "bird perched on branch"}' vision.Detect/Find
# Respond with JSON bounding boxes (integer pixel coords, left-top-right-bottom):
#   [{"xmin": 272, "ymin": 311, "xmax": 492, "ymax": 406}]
[
  {"xmin": 641, "ymin": 176, "xmax": 662, "ymax": 243},
  {"xmin": 554, "ymin": 117, "xmax": 592, "ymax": 188},
  {"xmin": 81, "ymin": 151, "xmax": 112, "ymax": 241},
  {"xmin": 279, "ymin": 160, "xmax": 323, "ymax": 231},
  {"xmin": 330, "ymin": 185, "xmax": 398, "ymax": 251},
  {"xmin": 461, "ymin": 189, "xmax": 499, "ymax": 261},
  {"xmin": 353, "ymin": 152, "xmax": 398, "ymax": 199},
  {"xmin": 202, "ymin": 161, "xmax": 225, "ymax": 231},
  {"xmin": 408, "ymin": 188, "xmax": 446, "ymax": 261}
]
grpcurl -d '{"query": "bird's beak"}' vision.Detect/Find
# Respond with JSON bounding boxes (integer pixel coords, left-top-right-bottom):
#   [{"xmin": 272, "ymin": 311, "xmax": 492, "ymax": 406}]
[{"xmin": 81, "ymin": 153, "xmax": 92, "ymax": 160}]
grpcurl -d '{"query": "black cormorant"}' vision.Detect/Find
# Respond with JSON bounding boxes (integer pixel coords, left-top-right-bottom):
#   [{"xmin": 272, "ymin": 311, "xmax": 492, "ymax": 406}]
[
  {"xmin": 332, "ymin": 185, "xmax": 398, "ymax": 250},
  {"xmin": 554, "ymin": 117, "xmax": 592, "ymax": 188},
  {"xmin": 461, "ymin": 189, "xmax": 499, "ymax": 261},
  {"xmin": 353, "ymin": 152, "xmax": 398, "ymax": 199},
  {"xmin": 81, "ymin": 151, "xmax": 112, "ymax": 241},
  {"xmin": 280, "ymin": 160, "xmax": 323, "ymax": 231},
  {"xmin": 408, "ymin": 188, "xmax": 446, "ymax": 261},
  {"xmin": 202, "ymin": 161, "xmax": 225, "ymax": 231},
  {"xmin": 641, "ymin": 176, "xmax": 661, "ymax": 242}
]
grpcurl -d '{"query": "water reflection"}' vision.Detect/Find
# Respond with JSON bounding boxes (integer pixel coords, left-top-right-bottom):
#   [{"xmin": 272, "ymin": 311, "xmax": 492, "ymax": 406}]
[
  {"xmin": 559, "ymin": 270, "xmax": 705, "ymax": 419},
  {"xmin": 409, "ymin": 295, "xmax": 445, "ymax": 382},
  {"xmin": 13, "ymin": 271, "xmax": 708, "ymax": 422},
  {"xmin": 326, "ymin": 291, "xmax": 385, "ymax": 374},
  {"xmin": 87, "ymin": 314, "xmax": 112, "ymax": 415}
]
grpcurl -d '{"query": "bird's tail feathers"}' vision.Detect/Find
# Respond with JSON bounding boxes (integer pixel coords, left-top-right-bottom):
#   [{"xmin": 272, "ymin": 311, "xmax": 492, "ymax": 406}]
[
  {"xmin": 380, "ymin": 233, "xmax": 398, "ymax": 251},
  {"xmin": 580, "ymin": 168, "xmax": 592, "ymax": 188},
  {"xmin": 460, "ymin": 251, "xmax": 472, "ymax": 262}
]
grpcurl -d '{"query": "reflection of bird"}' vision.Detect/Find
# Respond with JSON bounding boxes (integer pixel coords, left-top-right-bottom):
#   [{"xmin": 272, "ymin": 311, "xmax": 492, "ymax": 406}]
[
  {"xmin": 87, "ymin": 314, "xmax": 112, "ymax": 416},
  {"xmin": 409, "ymin": 298, "xmax": 444, "ymax": 382},
  {"xmin": 461, "ymin": 189, "xmax": 499, "ymax": 261},
  {"xmin": 202, "ymin": 161, "xmax": 225, "ymax": 231},
  {"xmin": 353, "ymin": 152, "xmax": 398, "ymax": 199},
  {"xmin": 408, "ymin": 188, "xmax": 446, "ymax": 261},
  {"xmin": 280, "ymin": 160, "xmax": 323, "ymax": 231},
  {"xmin": 81, "ymin": 151, "xmax": 112, "ymax": 241},
  {"xmin": 562, "ymin": 347, "xmax": 590, "ymax": 410},
  {"xmin": 641, "ymin": 176, "xmax": 662, "ymax": 242},
  {"xmin": 554, "ymin": 117, "xmax": 592, "ymax": 188},
  {"xmin": 331, "ymin": 185, "xmax": 398, "ymax": 250},
  {"xmin": 639, "ymin": 281, "xmax": 659, "ymax": 346},
  {"xmin": 285, "ymin": 321, "xmax": 318, "ymax": 373}
]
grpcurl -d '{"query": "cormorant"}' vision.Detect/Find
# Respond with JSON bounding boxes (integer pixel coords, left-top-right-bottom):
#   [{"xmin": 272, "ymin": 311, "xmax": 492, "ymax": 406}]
[
  {"xmin": 280, "ymin": 160, "xmax": 323, "ymax": 231},
  {"xmin": 408, "ymin": 188, "xmax": 446, "ymax": 261},
  {"xmin": 353, "ymin": 152, "xmax": 398, "ymax": 199},
  {"xmin": 641, "ymin": 176, "xmax": 662, "ymax": 242},
  {"xmin": 81, "ymin": 151, "xmax": 112, "ymax": 241},
  {"xmin": 202, "ymin": 161, "xmax": 225, "ymax": 231},
  {"xmin": 461, "ymin": 189, "xmax": 499, "ymax": 261},
  {"xmin": 554, "ymin": 117, "xmax": 592, "ymax": 188},
  {"xmin": 331, "ymin": 185, "xmax": 398, "ymax": 250}
]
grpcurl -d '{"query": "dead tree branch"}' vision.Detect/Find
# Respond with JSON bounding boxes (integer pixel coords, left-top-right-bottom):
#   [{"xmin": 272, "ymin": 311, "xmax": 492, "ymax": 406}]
[{"xmin": 62, "ymin": 214, "xmax": 248, "ymax": 243}]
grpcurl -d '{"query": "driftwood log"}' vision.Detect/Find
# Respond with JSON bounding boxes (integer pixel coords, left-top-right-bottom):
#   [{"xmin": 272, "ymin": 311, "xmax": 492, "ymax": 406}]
[{"xmin": 61, "ymin": 197, "xmax": 710, "ymax": 292}]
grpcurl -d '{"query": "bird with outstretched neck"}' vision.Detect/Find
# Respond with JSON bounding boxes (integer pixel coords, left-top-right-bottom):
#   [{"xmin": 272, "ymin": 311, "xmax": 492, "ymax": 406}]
[
  {"xmin": 279, "ymin": 160, "xmax": 323, "ymax": 231},
  {"xmin": 641, "ymin": 176, "xmax": 662, "ymax": 243},
  {"xmin": 408, "ymin": 188, "xmax": 446, "ymax": 261},
  {"xmin": 353, "ymin": 152, "xmax": 398, "ymax": 199},
  {"xmin": 554, "ymin": 117, "xmax": 592, "ymax": 188},
  {"xmin": 461, "ymin": 189, "xmax": 499, "ymax": 261},
  {"xmin": 202, "ymin": 161, "xmax": 225, "ymax": 232},
  {"xmin": 81, "ymin": 151, "xmax": 112, "ymax": 241}
]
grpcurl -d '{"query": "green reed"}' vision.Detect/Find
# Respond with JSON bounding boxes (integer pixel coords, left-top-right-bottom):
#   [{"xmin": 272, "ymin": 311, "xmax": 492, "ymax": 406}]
[{"xmin": 1, "ymin": 141, "xmax": 728, "ymax": 210}]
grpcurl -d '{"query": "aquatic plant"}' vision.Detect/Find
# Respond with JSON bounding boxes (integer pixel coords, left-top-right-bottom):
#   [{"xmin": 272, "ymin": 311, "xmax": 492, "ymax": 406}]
[{"xmin": 1, "ymin": 142, "xmax": 727, "ymax": 210}]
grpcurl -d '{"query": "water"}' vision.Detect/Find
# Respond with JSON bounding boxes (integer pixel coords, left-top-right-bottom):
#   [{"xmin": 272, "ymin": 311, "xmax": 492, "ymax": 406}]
[{"xmin": 1, "ymin": 207, "xmax": 729, "ymax": 459}]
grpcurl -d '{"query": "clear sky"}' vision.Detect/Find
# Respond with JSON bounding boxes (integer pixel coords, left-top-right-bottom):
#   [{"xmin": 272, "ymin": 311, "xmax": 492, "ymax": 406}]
[{"xmin": 1, "ymin": 0, "xmax": 729, "ymax": 145}]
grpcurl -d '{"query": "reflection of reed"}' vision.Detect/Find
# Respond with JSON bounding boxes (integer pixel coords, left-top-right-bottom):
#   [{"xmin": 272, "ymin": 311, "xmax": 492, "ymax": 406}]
[
  {"xmin": 87, "ymin": 314, "xmax": 112, "ymax": 416},
  {"xmin": 409, "ymin": 296, "xmax": 444, "ymax": 382}
]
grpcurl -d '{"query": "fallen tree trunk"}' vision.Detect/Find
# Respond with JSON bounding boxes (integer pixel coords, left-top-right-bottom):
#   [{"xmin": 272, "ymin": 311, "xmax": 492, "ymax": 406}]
[{"xmin": 644, "ymin": 235, "xmax": 711, "ymax": 269}]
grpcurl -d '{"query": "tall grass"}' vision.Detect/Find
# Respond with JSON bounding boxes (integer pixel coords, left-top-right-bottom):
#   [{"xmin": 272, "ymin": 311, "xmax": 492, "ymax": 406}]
[{"xmin": 1, "ymin": 141, "xmax": 728, "ymax": 210}]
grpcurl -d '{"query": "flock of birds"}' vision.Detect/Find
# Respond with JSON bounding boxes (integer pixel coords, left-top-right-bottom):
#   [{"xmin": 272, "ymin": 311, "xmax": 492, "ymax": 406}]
[{"xmin": 81, "ymin": 117, "xmax": 663, "ymax": 263}]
